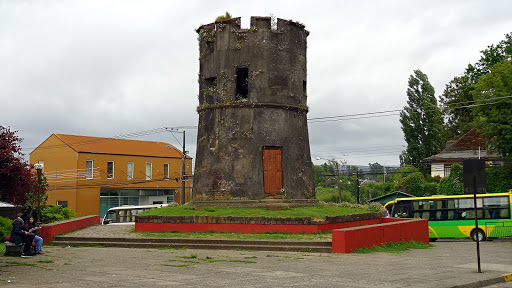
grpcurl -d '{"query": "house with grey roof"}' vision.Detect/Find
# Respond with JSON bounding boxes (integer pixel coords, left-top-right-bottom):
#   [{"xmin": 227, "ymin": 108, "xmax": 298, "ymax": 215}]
[{"xmin": 422, "ymin": 128, "xmax": 500, "ymax": 178}]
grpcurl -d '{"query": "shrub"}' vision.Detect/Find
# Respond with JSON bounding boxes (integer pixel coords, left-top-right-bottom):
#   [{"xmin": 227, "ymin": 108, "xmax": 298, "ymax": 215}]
[
  {"xmin": 41, "ymin": 205, "xmax": 78, "ymax": 224},
  {"xmin": 0, "ymin": 216, "xmax": 12, "ymax": 242},
  {"xmin": 423, "ymin": 183, "xmax": 439, "ymax": 196},
  {"xmin": 315, "ymin": 187, "xmax": 356, "ymax": 203},
  {"xmin": 438, "ymin": 163, "xmax": 464, "ymax": 195}
]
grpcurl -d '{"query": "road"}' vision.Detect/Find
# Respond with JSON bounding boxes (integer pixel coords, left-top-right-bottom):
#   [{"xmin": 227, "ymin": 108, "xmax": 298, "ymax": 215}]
[{"xmin": 1, "ymin": 239, "xmax": 511, "ymax": 287}]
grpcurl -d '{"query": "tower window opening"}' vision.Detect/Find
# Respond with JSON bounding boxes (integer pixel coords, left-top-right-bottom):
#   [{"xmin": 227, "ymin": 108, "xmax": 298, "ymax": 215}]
[
  {"xmin": 236, "ymin": 68, "xmax": 249, "ymax": 100},
  {"xmin": 203, "ymin": 76, "xmax": 217, "ymax": 104},
  {"xmin": 303, "ymin": 80, "xmax": 307, "ymax": 96}
]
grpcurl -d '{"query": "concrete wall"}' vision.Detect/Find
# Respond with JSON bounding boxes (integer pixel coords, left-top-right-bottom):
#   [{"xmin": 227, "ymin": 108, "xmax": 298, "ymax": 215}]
[
  {"xmin": 331, "ymin": 218, "xmax": 429, "ymax": 253},
  {"xmin": 39, "ymin": 215, "xmax": 100, "ymax": 244},
  {"xmin": 193, "ymin": 17, "xmax": 314, "ymax": 200}
]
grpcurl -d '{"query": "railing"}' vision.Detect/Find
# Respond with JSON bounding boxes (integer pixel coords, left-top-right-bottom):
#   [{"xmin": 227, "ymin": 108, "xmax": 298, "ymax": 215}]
[{"xmin": 484, "ymin": 222, "xmax": 512, "ymax": 239}]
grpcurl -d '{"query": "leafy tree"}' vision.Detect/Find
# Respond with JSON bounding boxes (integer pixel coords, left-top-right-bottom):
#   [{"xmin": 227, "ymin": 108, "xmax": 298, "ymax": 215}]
[
  {"xmin": 400, "ymin": 70, "xmax": 443, "ymax": 170},
  {"xmin": 368, "ymin": 162, "xmax": 384, "ymax": 175},
  {"xmin": 471, "ymin": 60, "xmax": 512, "ymax": 157},
  {"xmin": 438, "ymin": 164, "xmax": 464, "ymax": 195},
  {"xmin": 439, "ymin": 75, "xmax": 474, "ymax": 142},
  {"xmin": 486, "ymin": 165, "xmax": 512, "ymax": 193},
  {"xmin": 393, "ymin": 166, "xmax": 438, "ymax": 196},
  {"xmin": 0, "ymin": 126, "xmax": 32, "ymax": 205},
  {"xmin": 345, "ymin": 165, "xmax": 360, "ymax": 176},
  {"xmin": 440, "ymin": 33, "xmax": 512, "ymax": 142}
]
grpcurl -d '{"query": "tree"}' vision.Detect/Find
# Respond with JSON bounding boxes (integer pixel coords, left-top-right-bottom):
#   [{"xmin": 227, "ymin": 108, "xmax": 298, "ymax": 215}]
[
  {"xmin": 0, "ymin": 126, "xmax": 32, "ymax": 205},
  {"xmin": 439, "ymin": 75, "xmax": 474, "ymax": 142},
  {"xmin": 471, "ymin": 60, "xmax": 512, "ymax": 157},
  {"xmin": 400, "ymin": 70, "xmax": 443, "ymax": 170},
  {"xmin": 368, "ymin": 162, "xmax": 384, "ymax": 175},
  {"xmin": 440, "ymin": 33, "xmax": 512, "ymax": 142}
]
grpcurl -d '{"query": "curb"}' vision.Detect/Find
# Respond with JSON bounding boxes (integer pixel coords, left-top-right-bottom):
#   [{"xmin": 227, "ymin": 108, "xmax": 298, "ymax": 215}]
[{"xmin": 451, "ymin": 273, "xmax": 512, "ymax": 288}]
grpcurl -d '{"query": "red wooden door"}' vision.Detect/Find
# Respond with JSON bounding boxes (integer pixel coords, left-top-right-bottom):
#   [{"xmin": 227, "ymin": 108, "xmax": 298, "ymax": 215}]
[{"xmin": 263, "ymin": 148, "xmax": 282, "ymax": 194}]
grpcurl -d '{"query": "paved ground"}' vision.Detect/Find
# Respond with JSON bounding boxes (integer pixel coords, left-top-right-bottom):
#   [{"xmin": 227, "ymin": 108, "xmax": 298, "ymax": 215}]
[{"xmin": 1, "ymin": 225, "xmax": 511, "ymax": 287}]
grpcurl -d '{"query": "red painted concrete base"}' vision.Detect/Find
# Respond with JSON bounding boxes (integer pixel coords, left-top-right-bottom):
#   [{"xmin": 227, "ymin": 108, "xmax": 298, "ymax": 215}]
[
  {"xmin": 332, "ymin": 218, "xmax": 429, "ymax": 253},
  {"xmin": 135, "ymin": 218, "xmax": 385, "ymax": 234},
  {"xmin": 39, "ymin": 215, "xmax": 100, "ymax": 244}
]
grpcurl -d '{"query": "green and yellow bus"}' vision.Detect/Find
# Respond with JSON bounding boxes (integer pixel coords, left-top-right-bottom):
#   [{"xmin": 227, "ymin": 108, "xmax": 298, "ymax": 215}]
[{"xmin": 384, "ymin": 191, "xmax": 512, "ymax": 241}]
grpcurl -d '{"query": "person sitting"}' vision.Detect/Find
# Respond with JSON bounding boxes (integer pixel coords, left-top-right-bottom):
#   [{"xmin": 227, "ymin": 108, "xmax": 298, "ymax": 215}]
[
  {"xmin": 9, "ymin": 213, "xmax": 35, "ymax": 257},
  {"xmin": 25, "ymin": 216, "xmax": 44, "ymax": 255}
]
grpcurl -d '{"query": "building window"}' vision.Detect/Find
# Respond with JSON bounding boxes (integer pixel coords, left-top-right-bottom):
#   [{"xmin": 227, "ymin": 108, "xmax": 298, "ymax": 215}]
[
  {"xmin": 146, "ymin": 162, "xmax": 152, "ymax": 180},
  {"xmin": 444, "ymin": 164, "xmax": 452, "ymax": 177},
  {"xmin": 86, "ymin": 160, "xmax": 93, "ymax": 179},
  {"xmin": 107, "ymin": 161, "xmax": 114, "ymax": 179},
  {"xmin": 164, "ymin": 163, "xmax": 169, "ymax": 180},
  {"xmin": 236, "ymin": 67, "xmax": 249, "ymax": 100},
  {"xmin": 127, "ymin": 162, "xmax": 134, "ymax": 180},
  {"xmin": 57, "ymin": 201, "xmax": 68, "ymax": 208}
]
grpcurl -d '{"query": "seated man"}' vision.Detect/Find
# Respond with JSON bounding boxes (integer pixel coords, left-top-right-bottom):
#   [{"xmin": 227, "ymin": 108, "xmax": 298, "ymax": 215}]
[
  {"xmin": 25, "ymin": 216, "xmax": 44, "ymax": 254},
  {"xmin": 9, "ymin": 213, "xmax": 35, "ymax": 257}
]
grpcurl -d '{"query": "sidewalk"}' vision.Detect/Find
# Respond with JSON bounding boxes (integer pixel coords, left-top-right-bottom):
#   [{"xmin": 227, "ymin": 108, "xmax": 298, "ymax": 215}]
[{"xmin": 1, "ymin": 225, "xmax": 511, "ymax": 287}]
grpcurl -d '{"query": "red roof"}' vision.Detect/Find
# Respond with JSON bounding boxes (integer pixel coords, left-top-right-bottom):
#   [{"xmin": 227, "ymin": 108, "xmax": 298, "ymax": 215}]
[{"xmin": 50, "ymin": 134, "xmax": 185, "ymax": 158}]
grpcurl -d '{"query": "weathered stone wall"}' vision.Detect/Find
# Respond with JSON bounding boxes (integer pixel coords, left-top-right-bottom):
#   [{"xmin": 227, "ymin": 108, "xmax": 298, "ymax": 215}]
[{"xmin": 193, "ymin": 16, "xmax": 314, "ymax": 200}]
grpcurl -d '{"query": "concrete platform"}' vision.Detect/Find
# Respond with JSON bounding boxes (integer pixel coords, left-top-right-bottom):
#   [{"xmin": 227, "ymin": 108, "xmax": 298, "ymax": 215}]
[{"xmin": 2, "ymin": 239, "xmax": 512, "ymax": 287}]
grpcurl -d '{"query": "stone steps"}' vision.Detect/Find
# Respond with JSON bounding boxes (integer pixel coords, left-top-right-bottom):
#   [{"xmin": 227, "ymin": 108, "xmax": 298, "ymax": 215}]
[{"xmin": 51, "ymin": 236, "xmax": 332, "ymax": 253}]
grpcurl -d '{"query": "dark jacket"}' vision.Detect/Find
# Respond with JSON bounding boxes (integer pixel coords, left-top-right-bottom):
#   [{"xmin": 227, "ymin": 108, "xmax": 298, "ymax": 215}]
[
  {"xmin": 25, "ymin": 220, "xmax": 39, "ymax": 236},
  {"xmin": 9, "ymin": 218, "xmax": 27, "ymax": 245}
]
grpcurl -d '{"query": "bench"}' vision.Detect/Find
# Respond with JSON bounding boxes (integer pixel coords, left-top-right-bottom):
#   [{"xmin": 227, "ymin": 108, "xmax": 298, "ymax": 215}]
[{"xmin": 4, "ymin": 241, "xmax": 24, "ymax": 257}]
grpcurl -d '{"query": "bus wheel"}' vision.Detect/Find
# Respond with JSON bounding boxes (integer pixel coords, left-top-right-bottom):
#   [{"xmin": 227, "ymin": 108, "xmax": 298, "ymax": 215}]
[
  {"xmin": 429, "ymin": 238, "xmax": 438, "ymax": 242},
  {"xmin": 471, "ymin": 229, "xmax": 486, "ymax": 242}
]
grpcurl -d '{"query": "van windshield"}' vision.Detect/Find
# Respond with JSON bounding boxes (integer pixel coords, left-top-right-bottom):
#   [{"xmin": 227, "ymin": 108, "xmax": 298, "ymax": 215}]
[{"xmin": 105, "ymin": 211, "xmax": 117, "ymax": 222}]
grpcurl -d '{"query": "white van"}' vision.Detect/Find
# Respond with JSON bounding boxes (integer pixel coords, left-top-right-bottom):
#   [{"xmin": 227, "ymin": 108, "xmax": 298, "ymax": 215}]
[{"xmin": 102, "ymin": 204, "xmax": 165, "ymax": 225}]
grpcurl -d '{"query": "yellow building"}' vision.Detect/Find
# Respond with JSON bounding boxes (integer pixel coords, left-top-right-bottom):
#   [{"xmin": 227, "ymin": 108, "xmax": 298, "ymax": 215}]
[{"xmin": 30, "ymin": 134, "xmax": 192, "ymax": 218}]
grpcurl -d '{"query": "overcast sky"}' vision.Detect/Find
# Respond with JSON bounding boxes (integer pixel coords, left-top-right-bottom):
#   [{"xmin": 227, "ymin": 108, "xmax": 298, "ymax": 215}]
[{"xmin": 2, "ymin": 0, "xmax": 512, "ymax": 168}]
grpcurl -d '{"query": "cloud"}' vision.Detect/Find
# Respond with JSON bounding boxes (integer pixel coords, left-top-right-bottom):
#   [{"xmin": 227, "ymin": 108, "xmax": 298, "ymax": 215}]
[{"xmin": 1, "ymin": 0, "xmax": 512, "ymax": 167}]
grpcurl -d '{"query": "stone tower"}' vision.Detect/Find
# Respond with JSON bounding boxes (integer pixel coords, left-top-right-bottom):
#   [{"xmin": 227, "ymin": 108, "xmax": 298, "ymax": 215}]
[{"xmin": 193, "ymin": 16, "xmax": 315, "ymax": 200}]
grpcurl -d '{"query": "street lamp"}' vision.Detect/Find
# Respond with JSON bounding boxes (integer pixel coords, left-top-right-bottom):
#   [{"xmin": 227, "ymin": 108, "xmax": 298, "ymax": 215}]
[
  {"xmin": 316, "ymin": 157, "xmax": 342, "ymax": 204},
  {"xmin": 34, "ymin": 163, "xmax": 44, "ymax": 225}
]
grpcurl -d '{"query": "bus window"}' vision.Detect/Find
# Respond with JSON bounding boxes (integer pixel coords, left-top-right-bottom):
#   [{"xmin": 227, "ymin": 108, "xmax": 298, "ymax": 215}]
[
  {"xmin": 458, "ymin": 198, "xmax": 483, "ymax": 209},
  {"xmin": 484, "ymin": 196, "xmax": 509, "ymax": 208},
  {"xmin": 393, "ymin": 205, "xmax": 410, "ymax": 218}
]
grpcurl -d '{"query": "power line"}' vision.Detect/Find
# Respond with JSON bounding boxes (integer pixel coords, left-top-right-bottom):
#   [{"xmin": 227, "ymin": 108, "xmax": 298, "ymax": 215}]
[{"xmin": 21, "ymin": 95, "xmax": 512, "ymax": 153}]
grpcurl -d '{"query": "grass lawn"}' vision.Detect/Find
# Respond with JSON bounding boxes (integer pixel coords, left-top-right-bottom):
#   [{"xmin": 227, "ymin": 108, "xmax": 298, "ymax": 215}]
[
  {"xmin": 352, "ymin": 241, "xmax": 433, "ymax": 253},
  {"xmin": 140, "ymin": 205, "xmax": 376, "ymax": 218},
  {"xmin": 133, "ymin": 229, "xmax": 333, "ymax": 241}
]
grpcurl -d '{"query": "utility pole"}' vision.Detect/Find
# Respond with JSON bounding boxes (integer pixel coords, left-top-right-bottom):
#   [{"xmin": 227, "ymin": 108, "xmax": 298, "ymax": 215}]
[
  {"xmin": 181, "ymin": 131, "xmax": 186, "ymax": 206},
  {"xmin": 356, "ymin": 170, "xmax": 360, "ymax": 204},
  {"xmin": 335, "ymin": 161, "xmax": 342, "ymax": 204}
]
